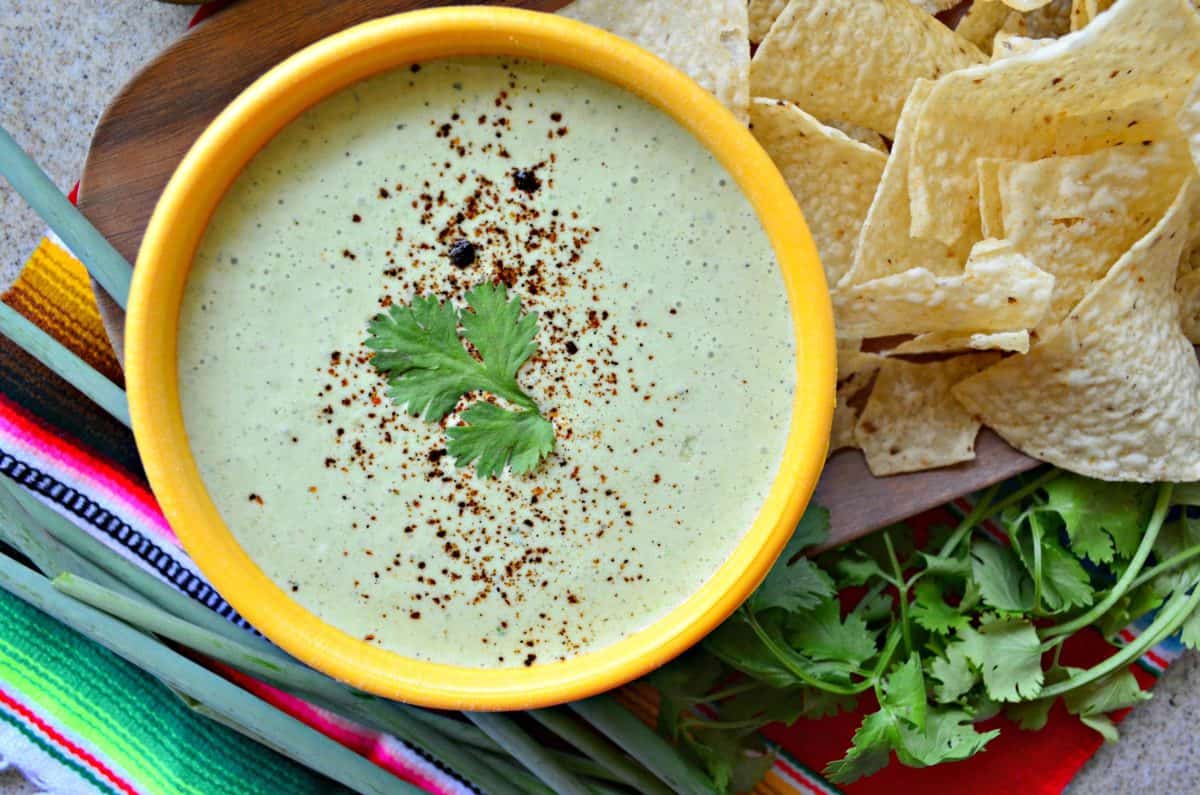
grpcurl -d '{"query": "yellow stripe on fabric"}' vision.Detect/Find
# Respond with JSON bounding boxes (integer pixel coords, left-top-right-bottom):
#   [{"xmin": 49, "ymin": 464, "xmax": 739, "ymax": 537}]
[
  {"xmin": 5, "ymin": 237, "xmax": 123, "ymax": 384},
  {"xmin": 758, "ymin": 769, "xmax": 806, "ymax": 795},
  {"xmin": 615, "ymin": 682, "xmax": 660, "ymax": 726}
]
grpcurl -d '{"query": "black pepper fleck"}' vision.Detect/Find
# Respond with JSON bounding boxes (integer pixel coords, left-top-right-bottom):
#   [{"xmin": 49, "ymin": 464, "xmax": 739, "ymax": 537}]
[
  {"xmin": 448, "ymin": 239, "xmax": 477, "ymax": 267},
  {"xmin": 512, "ymin": 168, "xmax": 541, "ymax": 194}
]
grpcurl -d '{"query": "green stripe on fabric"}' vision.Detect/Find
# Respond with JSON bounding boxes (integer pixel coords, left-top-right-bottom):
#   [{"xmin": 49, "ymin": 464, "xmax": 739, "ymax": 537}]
[
  {"xmin": 0, "ymin": 620, "xmax": 172, "ymax": 794},
  {"xmin": 0, "ymin": 584, "xmax": 344, "ymax": 795},
  {"xmin": 0, "ymin": 702, "xmax": 121, "ymax": 795}
]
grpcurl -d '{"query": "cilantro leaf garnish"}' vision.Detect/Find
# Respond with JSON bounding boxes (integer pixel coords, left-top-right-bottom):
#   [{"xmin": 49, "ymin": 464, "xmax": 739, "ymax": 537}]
[
  {"xmin": 366, "ymin": 282, "xmax": 553, "ymax": 476},
  {"xmin": 445, "ymin": 402, "xmax": 555, "ymax": 479}
]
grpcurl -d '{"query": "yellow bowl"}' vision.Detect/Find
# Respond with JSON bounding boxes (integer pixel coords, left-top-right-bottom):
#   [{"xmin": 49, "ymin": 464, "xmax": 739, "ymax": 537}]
[{"xmin": 127, "ymin": 6, "xmax": 835, "ymax": 710}]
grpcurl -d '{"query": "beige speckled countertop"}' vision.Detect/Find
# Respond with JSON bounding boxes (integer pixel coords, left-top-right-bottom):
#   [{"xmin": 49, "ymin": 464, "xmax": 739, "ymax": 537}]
[{"xmin": 1, "ymin": 1, "xmax": 1198, "ymax": 793}]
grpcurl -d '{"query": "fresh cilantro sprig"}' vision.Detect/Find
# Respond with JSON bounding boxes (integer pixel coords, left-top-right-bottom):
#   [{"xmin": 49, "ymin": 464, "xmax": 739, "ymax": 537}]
[
  {"xmin": 366, "ymin": 282, "xmax": 554, "ymax": 477},
  {"xmin": 646, "ymin": 472, "xmax": 1200, "ymax": 791}
]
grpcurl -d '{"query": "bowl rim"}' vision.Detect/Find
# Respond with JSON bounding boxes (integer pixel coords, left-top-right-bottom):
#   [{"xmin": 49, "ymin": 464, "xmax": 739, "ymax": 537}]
[{"xmin": 126, "ymin": 5, "xmax": 835, "ymax": 710}]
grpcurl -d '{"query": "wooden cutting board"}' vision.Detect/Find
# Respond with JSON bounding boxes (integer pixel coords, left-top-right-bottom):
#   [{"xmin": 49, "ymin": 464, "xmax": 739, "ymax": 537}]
[{"xmin": 75, "ymin": 0, "xmax": 1039, "ymax": 549}]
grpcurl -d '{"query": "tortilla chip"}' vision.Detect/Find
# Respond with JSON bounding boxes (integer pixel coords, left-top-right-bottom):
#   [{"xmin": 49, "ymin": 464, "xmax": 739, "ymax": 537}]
[
  {"xmin": 888, "ymin": 329, "xmax": 1031, "ymax": 355},
  {"xmin": 855, "ymin": 353, "xmax": 1001, "ymax": 475},
  {"xmin": 1182, "ymin": 76, "xmax": 1200, "ymax": 175},
  {"xmin": 1070, "ymin": 0, "xmax": 1117, "ymax": 30},
  {"xmin": 843, "ymin": 81, "xmax": 975, "ymax": 286},
  {"xmin": 558, "ymin": 0, "xmax": 750, "ymax": 123},
  {"xmin": 750, "ymin": 99, "xmax": 887, "ymax": 285},
  {"xmin": 999, "ymin": 140, "xmax": 1191, "ymax": 325},
  {"xmin": 751, "ymin": 0, "xmax": 984, "ymax": 138},
  {"xmin": 911, "ymin": 0, "xmax": 964, "ymax": 12},
  {"xmin": 907, "ymin": 0, "xmax": 1200, "ymax": 248},
  {"xmin": 748, "ymin": 0, "xmax": 789, "ymax": 43},
  {"xmin": 752, "ymin": 0, "xmax": 959, "ymax": 42},
  {"xmin": 832, "ymin": 340, "xmax": 884, "ymax": 453},
  {"xmin": 991, "ymin": 32, "xmax": 1053, "ymax": 61},
  {"xmin": 1179, "ymin": 266, "xmax": 1200, "ymax": 344},
  {"xmin": 957, "ymin": 0, "xmax": 1013, "ymax": 53},
  {"xmin": 835, "ymin": 238, "xmax": 1054, "ymax": 338},
  {"xmin": 954, "ymin": 183, "xmax": 1200, "ymax": 482},
  {"xmin": 1002, "ymin": 0, "xmax": 1074, "ymax": 38},
  {"xmin": 999, "ymin": 0, "xmax": 1055, "ymax": 10},
  {"xmin": 825, "ymin": 120, "xmax": 889, "ymax": 153},
  {"xmin": 977, "ymin": 159, "xmax": 1006, "ymax": 238}
]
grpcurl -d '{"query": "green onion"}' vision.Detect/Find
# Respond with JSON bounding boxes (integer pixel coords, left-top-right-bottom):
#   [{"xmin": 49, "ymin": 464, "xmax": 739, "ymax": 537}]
[
  {"xmin": 0, "ymin": 124, "xmax": 132, "ymax": 308},
  {"xmin": 0, "ymin": 303, "xmax": 129, "ymax": 426},
  {"xmin": 0, "ymin": 480, "xmax": 122, "ymax": 591},
  {"xmin": 0, "ymin": 554, "xmax": 413, "ymax": 794},
  {"xmin": 466, "ymin": 711, "xmax": 591, "ymax": 795},
  {"xmin": 529, "ymin": 708, "xmax": 674, "ymax": 795},
  {"xmin": 52, "ymin": 571, "xmax": 527, "ymax": 795},
  {"xmin": 474, "ymin": 750, "xmax": 638, "ymax": 795},
  {"xmin": 400, "ymin": 707, "xmax": 502, "ymax": 753},
  {"xmin": 4, "ymin": 480, "xmax": 278, "ymax": 654},
  {"xmin": 570, "ymin": 695, "xmax": 717, "ymax": 795},
  {"xmin": 473, "ymin": 752, "xmax": 559, "ymax": 795}
]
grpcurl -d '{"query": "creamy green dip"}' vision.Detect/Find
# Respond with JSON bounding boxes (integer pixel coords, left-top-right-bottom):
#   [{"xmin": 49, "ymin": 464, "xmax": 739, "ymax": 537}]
[{"xmin": 179, "ymin": 57, "xmax": 794, "ymax": 668}]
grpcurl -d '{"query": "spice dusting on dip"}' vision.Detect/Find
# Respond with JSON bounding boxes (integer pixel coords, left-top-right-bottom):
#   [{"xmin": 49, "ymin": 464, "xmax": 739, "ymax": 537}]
[{"xmin": 178, "ymin": 57, "xmax": 795, "ymax": 669}]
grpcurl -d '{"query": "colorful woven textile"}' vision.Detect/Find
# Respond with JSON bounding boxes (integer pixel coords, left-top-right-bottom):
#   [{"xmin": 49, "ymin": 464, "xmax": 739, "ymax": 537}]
[
  {"xmin": 0, "ymin": 581, "xmax": 344, "ymax": 795},
  {"xmin": 0, "ymin": 5, "xmax": 1185, "ymax": 793}
]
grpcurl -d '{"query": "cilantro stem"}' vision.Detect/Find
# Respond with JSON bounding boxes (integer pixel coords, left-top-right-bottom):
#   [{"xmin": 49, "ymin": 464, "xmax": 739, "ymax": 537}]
[
  {"xmin": 1130, "ymin": 545, "xmax": 1200, "ymax": 591},
  {"xmin": 939, "ymin": 470, "xmax": 1062, "ymax": 559},
  {"xmin": 1039, "ymin": 578, "xmax": 1200, "ymax": 699},
  {"xmin": 1030, "ymin": 514, "xmax": 1044, "ymax": 614},
  {"xmin": 743, "ymin": 610, "xmax": 875, "ymax": 695},
  {"xmin": 479, "ymin": 378, "xmax": 540, "ymax": 413},
  {"xmin": 700, "ymin": 680, "xmax": 763, "ymax": 703},
  {"xmin": 937, "ymin": 484, "xmax": 1002, "ymax": 558},
  {"xmin": 680, "ymin": 716, "xmax": 763, "ymax": 732},
  {"xmin": 883, "ymin": 531, "xmax": 912, "ymax": 657},
  {"xmin": 1051, "ymin": 642, "xmax": 1064, "ymax": 671},
  {"xmin": 871, "ymin": 625, "xmax": 903, "ymax": 683},
  {"xmin": 1040, "ymin": 483, "xmax": 1173, "ymax": 648}
]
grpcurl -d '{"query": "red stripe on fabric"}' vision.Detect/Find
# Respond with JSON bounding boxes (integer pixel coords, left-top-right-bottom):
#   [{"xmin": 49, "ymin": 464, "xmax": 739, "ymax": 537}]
[
  {"xmin": 0, "ymin": 394, "xmax": 167, "ymax": 535},
  {"xmin": 0, "ymin": 688, "xmax": 140, "ymax": 795},
  {"xmin": 773, "ymin": 756, "xmax": 829, "ymax": 794}
]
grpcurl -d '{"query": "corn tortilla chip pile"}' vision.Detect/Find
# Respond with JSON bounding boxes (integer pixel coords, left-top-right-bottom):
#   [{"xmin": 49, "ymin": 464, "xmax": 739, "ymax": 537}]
[
  {"xmin": 562, "ymin": 0, "xmax": 1200, "ymax": 481},
  {"xmin": 558, "ymin": 0, "xmax": 751, "ymax": 122}
]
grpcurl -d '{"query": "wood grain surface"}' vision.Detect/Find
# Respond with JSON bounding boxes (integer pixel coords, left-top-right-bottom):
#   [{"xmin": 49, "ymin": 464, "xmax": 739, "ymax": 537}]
[{"xmin": 76, "ymin": 0, "xmax": 1039, "ymax": 549}]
